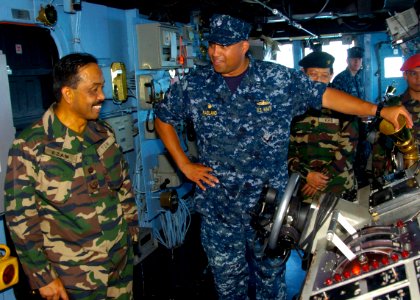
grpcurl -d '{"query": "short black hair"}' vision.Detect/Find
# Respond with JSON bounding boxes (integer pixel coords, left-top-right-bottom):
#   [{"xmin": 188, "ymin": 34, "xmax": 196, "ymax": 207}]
[{"xmin": 53, "ymin": 52, "xmax": 98, "ymax": 101}]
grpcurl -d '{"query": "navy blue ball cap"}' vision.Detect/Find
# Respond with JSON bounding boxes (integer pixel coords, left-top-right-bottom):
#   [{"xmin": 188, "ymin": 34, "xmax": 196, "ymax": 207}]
[
  {"xmin": 347, "ymin": 47, "xmax": 364, "ymax": 58},
  {"xmin": 207, "ymin": 14, "xmax": 252, "ymax": 46},
  {"xmin": 299, "ymin": 51, "xmax": 335, "ymax": 68}
]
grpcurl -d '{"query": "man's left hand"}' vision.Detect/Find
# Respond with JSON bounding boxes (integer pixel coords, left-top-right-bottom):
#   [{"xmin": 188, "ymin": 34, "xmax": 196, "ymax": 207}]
[
  {"xmin": 39, "ymin": 278, "xmax": 68, "ymax": 300},
  {"xmin": 381, "ymin": 105, "xmax": 413, "ymax": 130}
]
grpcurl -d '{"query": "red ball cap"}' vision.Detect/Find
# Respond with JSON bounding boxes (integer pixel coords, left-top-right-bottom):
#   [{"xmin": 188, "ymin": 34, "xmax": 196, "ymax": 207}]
[{"xmin": 400, "ymin": 53, "xmax": 420, "ymax": 71}]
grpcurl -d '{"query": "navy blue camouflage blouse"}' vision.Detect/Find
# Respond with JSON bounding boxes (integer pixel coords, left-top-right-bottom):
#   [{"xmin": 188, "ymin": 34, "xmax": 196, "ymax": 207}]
[{"xmin": 155, "ymin": 56, "xmax": 326, "ymax": 222}]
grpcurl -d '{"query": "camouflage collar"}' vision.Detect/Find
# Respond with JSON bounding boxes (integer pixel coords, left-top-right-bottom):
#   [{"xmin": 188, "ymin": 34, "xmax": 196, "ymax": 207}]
[
  {"xmin": 42, "ymin": 104, "xmax": 109, "ymax": 145},
  {"xmin": 84, "ymin": 120, "xmax": 110, "ymax": 145},
  {"xmin": 42, "ymin": 104, "xmax": 67, "ymax": 139},
  {"xmin": 346, "ymin": 67, "xmax": 363, "ymax": 77}
]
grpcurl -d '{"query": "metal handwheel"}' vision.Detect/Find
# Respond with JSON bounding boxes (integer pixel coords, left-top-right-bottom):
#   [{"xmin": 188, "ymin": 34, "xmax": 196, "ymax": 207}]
[{"xmin": 268, "ymin": 173, "xmax": 300, "ymax": 250}]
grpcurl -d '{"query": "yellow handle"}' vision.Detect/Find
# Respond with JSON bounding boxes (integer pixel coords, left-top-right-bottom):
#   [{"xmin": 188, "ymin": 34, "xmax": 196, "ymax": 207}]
[{"xmin": 0, "ymin": 245, "xmax": 10, "ymax": 261}]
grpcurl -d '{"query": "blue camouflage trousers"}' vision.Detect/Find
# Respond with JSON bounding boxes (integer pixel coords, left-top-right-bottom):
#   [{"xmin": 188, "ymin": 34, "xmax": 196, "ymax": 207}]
[{"xmin": 201, "ymin": 215, "xmax": 287, "ymax": 300}]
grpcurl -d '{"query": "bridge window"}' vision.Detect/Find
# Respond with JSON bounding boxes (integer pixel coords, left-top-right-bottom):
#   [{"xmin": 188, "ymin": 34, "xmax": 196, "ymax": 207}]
[
  {"xmin": 275, "ymin": 44, "xmax": 294, "ymax": 68},
  {"xmin": 384, "ymin": 57, "xmax": 403, "ymax": 78}
]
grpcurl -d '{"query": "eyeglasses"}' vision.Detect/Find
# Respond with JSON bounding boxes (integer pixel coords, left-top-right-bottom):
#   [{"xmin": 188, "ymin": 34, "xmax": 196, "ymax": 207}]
[
  {"xmin": 307, "ymin": 72, "xmax": 331, "ymax": 81},
  {"xmin": 405, "ymin": 70, "xmax": 420, "ymax": 77}
]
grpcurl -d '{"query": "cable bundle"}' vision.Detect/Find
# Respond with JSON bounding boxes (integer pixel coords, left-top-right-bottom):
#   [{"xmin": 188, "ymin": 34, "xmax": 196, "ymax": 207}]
[{"xmin": 153, "ymin": 198, "xmax": 191, "ymax": 249}]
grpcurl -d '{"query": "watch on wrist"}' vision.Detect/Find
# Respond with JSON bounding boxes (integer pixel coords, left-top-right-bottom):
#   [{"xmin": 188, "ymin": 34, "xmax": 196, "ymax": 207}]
[{"xmin": 376, "ymin": 102, "xmax": 385, "ymax": 118}]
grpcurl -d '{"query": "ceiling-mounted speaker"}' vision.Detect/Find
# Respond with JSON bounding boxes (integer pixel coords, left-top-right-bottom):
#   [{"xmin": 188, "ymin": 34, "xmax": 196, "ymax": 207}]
[
  {"xmin": 386, "ymin": 7, "xmax": 418, "ymax": 41},
  {"xmin": 36, "ymin": 4, "xmax": 57, "ymax": 26}
]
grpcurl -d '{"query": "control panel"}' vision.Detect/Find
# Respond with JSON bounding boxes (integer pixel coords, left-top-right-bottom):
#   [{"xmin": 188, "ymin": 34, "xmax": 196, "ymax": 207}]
[
  {"xmin": 136, "ymin": 23, "xmax": 180, "ymax": 69},
  {"xmin": 305, "ymin": 219, "xmax": 420, "ymax": 300}
]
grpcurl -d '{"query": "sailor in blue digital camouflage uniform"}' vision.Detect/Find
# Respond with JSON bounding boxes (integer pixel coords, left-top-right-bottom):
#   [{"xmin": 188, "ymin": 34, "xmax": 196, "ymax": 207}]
[
  {"xmin": 154, "ymin": 14, "xmax": 412, "ymax": 300},
  {"xmin": 332, "ymin": 46, "xmax": 371, "ymax": 187},
  {"xmin": 332, "ymin": 47, "xmax": 365, "ymax": 99}
]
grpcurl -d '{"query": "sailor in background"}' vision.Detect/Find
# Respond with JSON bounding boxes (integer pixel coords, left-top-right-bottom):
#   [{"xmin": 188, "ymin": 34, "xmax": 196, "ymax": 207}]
[
  {"xmin": 372, "ymin": 53, "xmax": 420, "ymax": 178},
  {"xmin": 333, "ymin": 46, "xmax": 371, "ymax": 187}
]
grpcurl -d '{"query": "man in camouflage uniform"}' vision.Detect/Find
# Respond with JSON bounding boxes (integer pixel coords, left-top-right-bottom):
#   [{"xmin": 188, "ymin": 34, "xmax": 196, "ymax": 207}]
[
  {"xmin": 332, "ymin": 46, "xmax": 370, "ymax": 187},
  {"xmin": 288, "ymin": 51, "xmax": 358, "ymax": 201},
  {"xmin": 372, "ymin": 53, "xmax": 420, "ymax": 177},
  {"xmin": 154, "ymin": 14, "xmax": 412, "ymax": 300},
  {"xmin": 4, "ymin": 53, "xmax": 139, "ymax": 300}
]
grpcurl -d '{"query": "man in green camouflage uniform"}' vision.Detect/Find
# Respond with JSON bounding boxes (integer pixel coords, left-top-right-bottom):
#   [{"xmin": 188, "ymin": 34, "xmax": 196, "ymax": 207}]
[
  {"xmin": 289, "ymin": 51, "xmax": 358, "ymax": 200},
  {"xmin": 4, "ymin": 53, "xmax": 138, "ymax": 300},
  {"xmin": 372, "ymin": 53, "xmax": 420, "ymax": 177}
]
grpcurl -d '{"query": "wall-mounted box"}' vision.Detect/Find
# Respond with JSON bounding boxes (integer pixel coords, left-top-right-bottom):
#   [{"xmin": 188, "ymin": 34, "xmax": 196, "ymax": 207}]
[
  {"xmin": 104, "ymin": 114, "xmax": 134, "ymax": 152},
  {"xmin": 136, "ymin": 23, "xmax": 181, "ymax": 70}
]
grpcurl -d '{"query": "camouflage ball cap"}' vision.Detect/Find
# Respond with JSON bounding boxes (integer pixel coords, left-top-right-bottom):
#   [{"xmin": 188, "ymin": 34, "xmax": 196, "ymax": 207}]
[{"xmin": 207, "ymin": 14, "xmax": 252, "ymax": 46}]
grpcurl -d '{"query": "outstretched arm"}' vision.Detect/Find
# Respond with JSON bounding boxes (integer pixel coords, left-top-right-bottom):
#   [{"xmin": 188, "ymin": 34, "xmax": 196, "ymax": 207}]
[
  {"xmin": 322, "ymin": 87, "xmax": 413, "ymax": 130},
  {"xmin": 155, "ymin": 117, "xmax": 219, "ymax": 190}
]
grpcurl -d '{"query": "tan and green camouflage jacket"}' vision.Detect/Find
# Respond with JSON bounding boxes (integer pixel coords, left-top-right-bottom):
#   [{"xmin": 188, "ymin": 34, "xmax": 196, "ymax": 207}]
[
  {"xmin": 4, "ymin": 104, "xmax": 138, "ymax": 290},
  {"xmin": 288, "ymin": 107, "xmax": 359, "ymax": 194}
]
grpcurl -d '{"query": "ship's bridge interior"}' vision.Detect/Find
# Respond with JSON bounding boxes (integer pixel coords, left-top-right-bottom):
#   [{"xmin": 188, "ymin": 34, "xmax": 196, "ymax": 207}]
[{"xmin": 0, "ymin": 0, "xmax": 419, "ymax": 299}]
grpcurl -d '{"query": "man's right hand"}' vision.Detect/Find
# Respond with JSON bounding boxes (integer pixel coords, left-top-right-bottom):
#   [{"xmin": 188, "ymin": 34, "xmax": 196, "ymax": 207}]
[
  {"xmin": 301, "ymin": 183, "xmax": 319, "ymax": 196},
  {"xmin": 39, "ymin": 278, "xmax": 69, "ymax": 300},
  {"xmin": 155, "ymin": 118, "xmax": 219, "ymax": 191},
  {"xmin": 305, "ymin": 171, "xmax": 329, "ymax": 193},
  {"xmin": 181, "ymin": 162, "xmax": 219, "ymax": 190}
]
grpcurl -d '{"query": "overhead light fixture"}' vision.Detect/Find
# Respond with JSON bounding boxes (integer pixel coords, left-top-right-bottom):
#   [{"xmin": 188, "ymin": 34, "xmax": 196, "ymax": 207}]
[
  {"xmin": 272, "ymin": 33, "xmax": 342, "ymax": 42},
  {"xmin": 292, "ymin": 12, "xmax": 336, "ymax": 21},
  {"xmin": 244, "ymin": 0, "xmax": 318, "ymax": 38}
]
